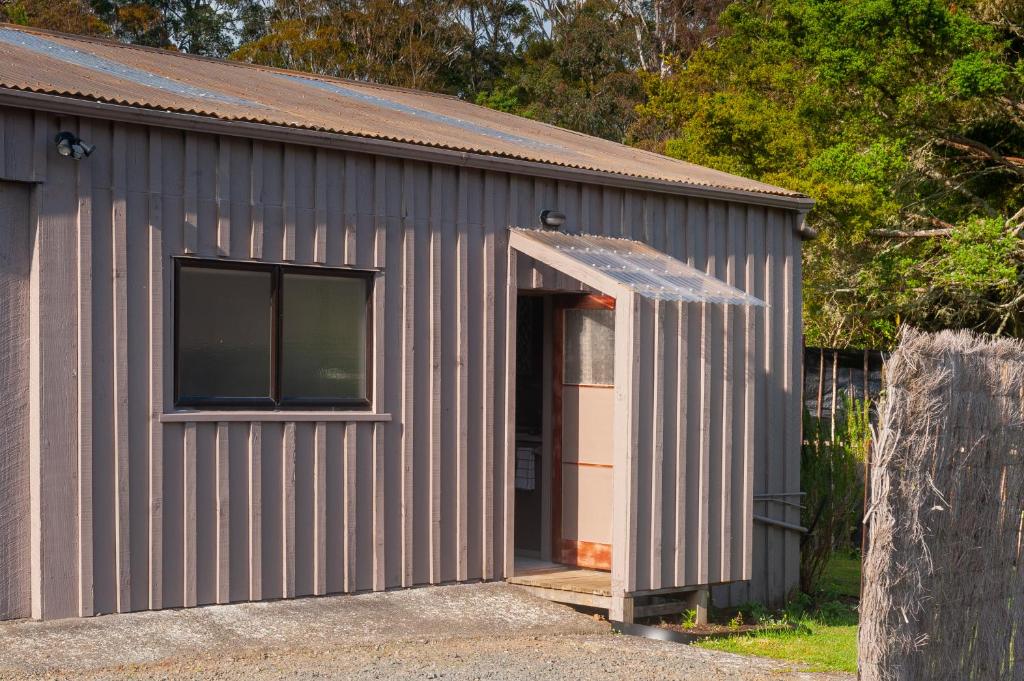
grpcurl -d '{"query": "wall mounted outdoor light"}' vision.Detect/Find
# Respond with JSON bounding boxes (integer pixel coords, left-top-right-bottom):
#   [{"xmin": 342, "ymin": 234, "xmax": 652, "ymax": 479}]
[
  {"xmin": 540, "ymin": 209, "xmax": 566, "ymax": 229},
  {"xmin": 54, "ymin": 131, "xmax": 96, "ymax": 160}
]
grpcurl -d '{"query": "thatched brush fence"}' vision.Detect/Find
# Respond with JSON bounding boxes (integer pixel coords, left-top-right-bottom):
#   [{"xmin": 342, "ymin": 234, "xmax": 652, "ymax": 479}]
[{"xmin": 859, "ymin": 328, "xmax": 1024, "ymax": 680}]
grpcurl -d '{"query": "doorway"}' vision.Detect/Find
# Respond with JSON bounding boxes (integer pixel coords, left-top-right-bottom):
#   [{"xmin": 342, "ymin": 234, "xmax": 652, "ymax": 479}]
[
  {"xmin": 512, "ymin": 292, "xmax": 617, "ymax": 573},
  {"xmin": 513, "ymin": 295, "xmax": 547, "ymax": 558}
]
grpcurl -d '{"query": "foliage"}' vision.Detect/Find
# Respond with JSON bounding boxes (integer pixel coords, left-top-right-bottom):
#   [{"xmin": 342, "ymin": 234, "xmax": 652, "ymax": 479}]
[
  {"xmin": 231, "ymin": 0, "xmax": 541, "ymax": 95},
  {"xmin": 118, "ymin": 0, "xmax": 266, "ymax": 55},
  {"xmin": 799, "ymin": 393, "xmax": 869, "ymax": 595},
  {"xmin": 1, "ymin": 0, "xmax": 266, "ymax": 56},
  {"xmin": 481, "ymin": 0, "xmax": 646, "ymax": 139},
  {"xmin": 728, "ymin": 610, "xmax": 745, "ymax": 629},
  {"xmin": 927, "ymin": 216, "xmax": 1021, "ymax": 331},
  {"xmin": 734, "ymin": 600, "xmax": 770, "ymax": 625},
  {"xmin": 633, "ymin": 0, "xmax": 1024, "ymax": 347},
  {"xmin": 820, "ymin": 550, "xmax": 861, "ymax": 599},
  {"xmin": 473, "ymin": 0, "xmax": 729, "ymax": 140},
  {"xmin": 454, "ymin": 0, "xmax": 534, "ymax": 96},
  {"xmin": 474, "ymin": 84, "xmax": 522, "ymax": 113},
  {"xmin": 697, "ymin": 555, "xmax": 861, "ymax": 673},
  {"xmin": 1, "ymin": 0, "xmax": 110, "ymax": 34},
  {"xmin": 232, "ymin": 0, "xmax": 474, "ymax": 92}
]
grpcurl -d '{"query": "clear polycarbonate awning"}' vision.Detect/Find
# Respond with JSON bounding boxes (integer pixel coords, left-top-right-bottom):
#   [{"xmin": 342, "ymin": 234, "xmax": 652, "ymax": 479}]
[{"xmin": 508, "ymin": 228, "xmax": 766, "ymax": 306}]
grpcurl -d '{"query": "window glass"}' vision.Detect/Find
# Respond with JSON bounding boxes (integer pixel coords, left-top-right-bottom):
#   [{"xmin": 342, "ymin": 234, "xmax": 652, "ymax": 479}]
[
  {"xmin": 177, "ymin": 266, "xmax": 273, "ymax": 401},
  {"xmin": 175, "ymin": 261, "xmax": 373, "ymax": 409},
  {"xmin": 281, "ymin": 272, "xmax": 368, "ymax": 402},
  {"xmin": 563, "ymin": 308, "xmax": 615, "ymax": 386}
]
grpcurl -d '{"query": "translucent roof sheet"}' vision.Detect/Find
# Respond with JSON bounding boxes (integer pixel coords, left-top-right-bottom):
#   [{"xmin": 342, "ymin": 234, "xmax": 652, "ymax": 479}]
[{"xmin": 511, "ymin": 229, "xmax": 766, "ymax": 306}]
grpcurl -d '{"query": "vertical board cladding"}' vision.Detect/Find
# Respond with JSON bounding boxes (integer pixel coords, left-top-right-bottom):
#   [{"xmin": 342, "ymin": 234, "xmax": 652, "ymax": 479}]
[
  {"xmin": 7, "ymin": 107, "xmax": 801, "ymax": 619},
  {"xmin": 542, "ymin": 195, "xmax": 800, "ymax": 599},
  {"xmin": 0, "ymin": 181, "xmax": 31, "ymax": 620}
]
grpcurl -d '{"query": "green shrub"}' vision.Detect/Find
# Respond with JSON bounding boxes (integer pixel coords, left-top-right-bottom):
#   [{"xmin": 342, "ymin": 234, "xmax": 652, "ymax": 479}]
[
  {"xmin": 800, "ymin": 392, "xmax": 870, "ymax": 594},
  {"xmin": 737, "ymin": 601, "xmax": 771, "ymax": 625},
  {"xmin": 729, "ymin": 611, "xmax": 745, "ymax": 629}
]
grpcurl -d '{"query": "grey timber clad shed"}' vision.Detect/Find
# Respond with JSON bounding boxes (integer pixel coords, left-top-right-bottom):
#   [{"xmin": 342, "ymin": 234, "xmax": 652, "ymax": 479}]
[{"xmin": 0, "ymin": 24, "xmax": 811, "ymax": 623}]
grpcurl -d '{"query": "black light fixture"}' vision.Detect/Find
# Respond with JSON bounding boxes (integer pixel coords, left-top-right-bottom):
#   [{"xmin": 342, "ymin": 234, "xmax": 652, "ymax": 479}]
[
  {"xmin": 539, "ymin": 209, "xmax": 566, "ymax": 229},
  {"xmin": 54, "ymin": 131, "xmax": 96, "ymax": 160}
]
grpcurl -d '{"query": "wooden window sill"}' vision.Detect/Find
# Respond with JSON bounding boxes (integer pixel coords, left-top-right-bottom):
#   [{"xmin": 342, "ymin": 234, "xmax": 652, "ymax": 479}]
[{"xmin": 160, "ymin": 411, "xmax": 391, "ymax": 423}]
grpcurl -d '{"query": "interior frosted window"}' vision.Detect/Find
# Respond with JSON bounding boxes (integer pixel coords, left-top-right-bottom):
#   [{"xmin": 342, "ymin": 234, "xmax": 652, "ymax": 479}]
[
  {"xmin": 563, "ymin": 308, "xmax": 615, "ymax": 386},
  {"xmin": 177, "ymin": 266, "xmax": 273, "ymax": 402},
  {"xmin": 281, "ymin": 273, "xmax": 368, "ymax": 402}
]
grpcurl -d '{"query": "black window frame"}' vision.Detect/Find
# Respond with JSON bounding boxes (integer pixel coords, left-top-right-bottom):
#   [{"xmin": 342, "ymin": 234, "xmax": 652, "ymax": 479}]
[{"xmin": 173, "ymin": 257, "xmax": 375, "ymax": 410}]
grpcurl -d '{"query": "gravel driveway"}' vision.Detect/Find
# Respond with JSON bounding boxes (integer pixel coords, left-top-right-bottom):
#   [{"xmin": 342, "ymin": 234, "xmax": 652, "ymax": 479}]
[{"xmin": 0, "ymin": 583, "xmax": 852, "ymax": 680}]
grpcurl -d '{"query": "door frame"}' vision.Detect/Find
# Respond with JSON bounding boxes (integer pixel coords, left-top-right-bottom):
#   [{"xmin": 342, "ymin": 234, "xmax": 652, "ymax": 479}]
[{"xmin": 551, "ymin": 292, "xmax": 616, "ymax": 569}]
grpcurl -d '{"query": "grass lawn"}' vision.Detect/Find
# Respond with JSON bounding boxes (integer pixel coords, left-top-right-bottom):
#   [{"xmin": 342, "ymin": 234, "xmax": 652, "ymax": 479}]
[
  {"xmin": 695, "ymin": 618, "xmax": 858, "ymax": 673},
  {"xmin": 694, "ymin": 553, "xmax": 861, "ymax": 673},
  {"xmin": 823, "ymin": 551, "xmax": 862, "ymax": 598}
]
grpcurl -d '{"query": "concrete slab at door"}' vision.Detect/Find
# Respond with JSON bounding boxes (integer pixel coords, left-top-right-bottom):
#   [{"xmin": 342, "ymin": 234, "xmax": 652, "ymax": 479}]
[{"xmin": 555, "ymin": 295, "xmax": 615, "ymax": 571}]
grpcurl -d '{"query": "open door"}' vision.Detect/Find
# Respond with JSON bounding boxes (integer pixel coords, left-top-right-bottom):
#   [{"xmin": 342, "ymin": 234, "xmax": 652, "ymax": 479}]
[{"xmin": 553, "ymin": 294, "xmax": 615, "ymax": 571}]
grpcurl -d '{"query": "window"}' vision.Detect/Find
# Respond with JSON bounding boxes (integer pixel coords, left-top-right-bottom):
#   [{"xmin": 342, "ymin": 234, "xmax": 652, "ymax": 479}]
[
  {"xmin": 563, "ymin": 308, "xmax": 615, "ymax": 386},
  {"xmin": 175, "ymin": 259, "xmax": 373, "ymax": 409}
]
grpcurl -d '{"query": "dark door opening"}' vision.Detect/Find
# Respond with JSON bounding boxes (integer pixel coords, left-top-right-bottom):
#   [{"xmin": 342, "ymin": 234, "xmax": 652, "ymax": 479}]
[{"xmin": 514, "ymin": 295, "xmax": 545, "ymax": 558}]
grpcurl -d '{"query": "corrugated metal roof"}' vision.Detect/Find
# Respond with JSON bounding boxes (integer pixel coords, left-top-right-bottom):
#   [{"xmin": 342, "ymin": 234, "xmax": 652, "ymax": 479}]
[
  {"xmin": 0, "ymin": 24, "xmax": 806, "ymax": 201},
  {"xmin": 511, "ymin": 229, "xmax": 766, "ymax": 305}
]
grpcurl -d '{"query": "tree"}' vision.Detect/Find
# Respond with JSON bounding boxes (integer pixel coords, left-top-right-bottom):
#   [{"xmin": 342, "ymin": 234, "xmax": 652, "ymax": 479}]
[
  {"xmin": 474, "ymin": 0, "xmax": 728, "ymax": 141},
  {"xmin": 512, "ymin": 0, "xmax": 646, "ymax": 140},
  {"xmin": 619, "ymin": 0, "xmax": 730, "ymax": 77},
  {"xmin": 632, "ymin": 0, "xmax": 1024, "ymax": 347},
  {"xmin": 232, "ymin": 0, "xmax": 472, "ymax": 93},
  {"xmin": 1, "ymin": 0, "xmax": 110, "ymax": 35},
  {"xmin": 1, "ymin": 0, "xmax": 265, "ymax": 56},
  {"xmin": 452, "ymin": 0, "xmax": 533, "ymax": 95},
  {"xmin": 95, "ymin": 0, "xmax": 265, "ymax": 56}
]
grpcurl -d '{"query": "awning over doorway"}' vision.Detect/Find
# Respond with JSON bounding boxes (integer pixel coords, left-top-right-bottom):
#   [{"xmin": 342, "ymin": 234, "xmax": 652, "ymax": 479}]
[{"xmin": 508, "ymin": 228, "xmax": 765, "ymax": 306}]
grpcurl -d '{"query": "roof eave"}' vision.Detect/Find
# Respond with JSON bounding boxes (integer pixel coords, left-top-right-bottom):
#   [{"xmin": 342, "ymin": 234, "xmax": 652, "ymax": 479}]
[{"xmin": 0, "ymin": 88, "xmax": 815, "ymax": 211}]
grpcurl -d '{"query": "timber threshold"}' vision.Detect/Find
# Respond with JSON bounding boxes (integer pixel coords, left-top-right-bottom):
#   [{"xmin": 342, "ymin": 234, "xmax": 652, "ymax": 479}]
[
  {"xmin": 508, "ymin": 558, "xmax": 705, "ymax": 620},
  {"xmin": 508, "ymin": 559, "xmax": 612, "ymax": 609}
]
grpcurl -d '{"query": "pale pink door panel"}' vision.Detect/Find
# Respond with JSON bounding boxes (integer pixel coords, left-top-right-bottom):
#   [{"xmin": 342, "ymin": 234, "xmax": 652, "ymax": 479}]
[{"xmin": 554, "ymin": 296, "xmax": 615, "ymax": 570}]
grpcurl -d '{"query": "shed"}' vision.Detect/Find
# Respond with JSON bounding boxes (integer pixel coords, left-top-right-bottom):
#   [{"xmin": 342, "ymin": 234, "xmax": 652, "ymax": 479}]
[{"xmin": 0, "ymin": 24, "xmax": 811, "ymax": 623}]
